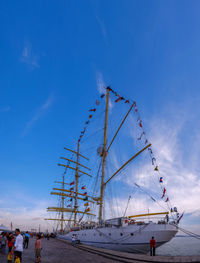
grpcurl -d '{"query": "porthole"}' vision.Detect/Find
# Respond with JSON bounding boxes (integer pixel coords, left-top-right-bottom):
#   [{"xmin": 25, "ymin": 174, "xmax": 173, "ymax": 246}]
[
  {"xmin": 99, "ymin": 234, "xmax": 102, "ymax": 236},
  {"xmin": 120, "ymin": 233, "xmax": 123, "ymax": 236},
  {"xmin": 109, "ymin": 233, "xmax": 111, "ymax": 236},
  {"xmin": 130, "ymin": 233, "xmax": 134, "ymax": 236}
]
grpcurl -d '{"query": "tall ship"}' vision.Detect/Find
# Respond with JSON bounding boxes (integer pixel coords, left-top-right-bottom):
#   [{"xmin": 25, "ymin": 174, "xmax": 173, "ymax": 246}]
[{"xmin": 45, "ymin": 87, "xmax": 181, "ymax": 253}]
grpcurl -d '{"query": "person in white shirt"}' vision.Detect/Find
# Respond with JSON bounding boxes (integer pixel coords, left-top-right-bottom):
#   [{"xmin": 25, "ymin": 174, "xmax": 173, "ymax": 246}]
[{"xmin": 12, "ymin": 228, "xmax": 23, "ymax": 261}]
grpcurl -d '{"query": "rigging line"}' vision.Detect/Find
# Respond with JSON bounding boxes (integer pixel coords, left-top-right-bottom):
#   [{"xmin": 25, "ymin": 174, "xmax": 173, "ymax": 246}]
[
  {"xmin": 92, "ymin": 158, "xmax": 102, "ymax": 197},
  {"xmin": 133, "ymin": 183, "xmax": 171, "ymax": 212},
  {"xmin": 81, "ymin": 128, "xmax": 104, "ymax": 144},
  {"xmin": 105, "ymin": 151, "xmax": 170, "ymax": 213},
  {"xmin": 123, "ymin": 195, "xmax": 131, "ymax": 217},
  {"xmin": 105, "ymin": 144, "xmax": 151, "ymax": 185},
  {"xmin": 103, "ymin": 86, "xmax": 135, "ymax": 105},
  {"xmin": 130, "ymin": 107, "xmax": 174, "ymax": 214},
  {"xmin": 79, "ymin": 108, "xmax": 105, "ymax": 140},
  {"xmin": 175, "ymin": 226, "xmax": 200, "ymax": 240},
  {"xmin": 79, "ymin": 145, "xmax": 100, "ymax": 153},
  {"xmin": 106, "ymin": 103, "xmax": 134, "ymax": 153}
]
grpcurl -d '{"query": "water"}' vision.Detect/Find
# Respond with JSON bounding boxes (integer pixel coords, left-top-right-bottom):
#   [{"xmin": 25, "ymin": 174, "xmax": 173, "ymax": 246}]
[{"xmin": 156, "ymin": 236, "xmax": 200, "ymax": 256}]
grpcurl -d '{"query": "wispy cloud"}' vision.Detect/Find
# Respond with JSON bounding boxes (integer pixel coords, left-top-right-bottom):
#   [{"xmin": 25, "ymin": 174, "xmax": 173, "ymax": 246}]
[
  {"xmin": 20, "ymin": 42, "xmax": 39, "ymax": 69},
  {"xmin": 22, "ymin": 94, "xmax": 54, "ymax": 137},
  {"xmin": 0, "ymin": 106, "xmax": 11, "ymax": 112},
  {"xmin": 96, "ymin": 72, "xmax": 113, "ymax": 109},
  {"xmin": 107, "ymin": 102, "xmax": 200, "ymax": 230},
  {"xmin": 96, "ymin": 16, "xmax": 108, "ymax": 44},
  {"xmin": 0, "ymin": 187, "xmax": 57, "ymax": 231},
  {"xmin": 96, "ymin": 71, "xmax": 105, "ymax": 94},
  {"xmin": 0, "ymin": 202, "xmax": 52, "ymax": 231}
]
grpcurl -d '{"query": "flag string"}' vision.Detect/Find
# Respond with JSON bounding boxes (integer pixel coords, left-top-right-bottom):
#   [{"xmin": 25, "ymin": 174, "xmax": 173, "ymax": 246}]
[
  {"xmin": 106, "ymin": 86, "xmax": 172, "ymax": 208},
  {"xmin": 76, "ymin": 86, "xmax": 172, "ymax": 210}
]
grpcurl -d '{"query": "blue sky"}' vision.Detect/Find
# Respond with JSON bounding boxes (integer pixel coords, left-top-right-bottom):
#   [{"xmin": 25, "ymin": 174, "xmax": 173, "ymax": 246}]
[{"xmin": 0, "ymin": 0, "xmax": 200, "ymax": 232}]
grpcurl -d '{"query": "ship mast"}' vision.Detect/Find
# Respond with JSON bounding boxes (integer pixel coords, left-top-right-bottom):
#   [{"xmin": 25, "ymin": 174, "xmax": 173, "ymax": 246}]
[
  {"xmin": 99, "ymin": 88, "xmax": 109, "ymax": 222},
  {"xmin": 61, "ymin": 174, "xmax": 65, "ymax": 232},
  {"xmin": 47, "ymin": 144, "xmax": 95, "ymax": 228},
  {"xmin": 45, "ymin": 175, "xmax": 70, "ymax": 232},
  {"xmin": 74, "ymin": 141, "xmax": 80, "ymax": 225}
]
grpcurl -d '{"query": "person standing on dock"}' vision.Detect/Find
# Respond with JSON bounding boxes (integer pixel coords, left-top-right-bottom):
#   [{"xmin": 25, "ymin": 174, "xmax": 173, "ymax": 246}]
[
  {"xmin": 150, "ymin": 236, "xmax": 156, "ymax": 256},
  {"xmin": 7, "ymin": 233, "xmax": 14, "ymax": 252},
  {"xmin": 12, "ymin": 229, "xmax": 23, "ymax": 262},
  {"xmin": 35, "ymin": 234, "xmax": 42, "ymax": 263},
  {"xmin": 24, "ymin": 231, "xmax": 30, "ymax": 249}
]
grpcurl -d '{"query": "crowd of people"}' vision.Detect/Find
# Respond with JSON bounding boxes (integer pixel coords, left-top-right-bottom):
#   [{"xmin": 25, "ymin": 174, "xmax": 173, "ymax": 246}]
[{"xmin": 0, "ymin": 228, "xmax": 47, "ymax": 263}]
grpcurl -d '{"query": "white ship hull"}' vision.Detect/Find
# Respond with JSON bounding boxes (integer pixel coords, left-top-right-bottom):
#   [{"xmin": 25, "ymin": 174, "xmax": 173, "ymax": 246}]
[{"xmin": 59, "ymin": 222, "xmax": 178, "ymax": 253}]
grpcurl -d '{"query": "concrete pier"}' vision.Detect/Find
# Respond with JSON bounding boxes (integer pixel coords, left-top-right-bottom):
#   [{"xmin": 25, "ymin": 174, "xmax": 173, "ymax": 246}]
[
  {"xmin": 0, "ymin": 237, "xmax": 116, "ymax": 263},
  {"xmin": 0, "ymin": 237, "xmax": 200, "ymax": 263}
]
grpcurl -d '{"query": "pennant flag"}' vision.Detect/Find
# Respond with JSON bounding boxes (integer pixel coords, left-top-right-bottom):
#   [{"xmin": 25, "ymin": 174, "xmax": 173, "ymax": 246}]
[
  {"xmin": 81, "ymin": 186, "xmax": 86, "ymax": 190},
  {"xmin": 81, "ymin": 128, "xmax": 86, "ymax": 134},
  {"xmin": 137, "ymin": 132, "xmax": 145, "ymax": 140},
  {"xmin": 70, "ymin": 198, "xmax": 73, "ymax": 201},
  {"xmin": 152, "ymin": 157, "xmax": 156, "ymax": 165},
  {"xmin": 70, "ymin": 181, "xmax": 75, "ymax": 186},
  {"xmin": 161, "ymin": 188, "xmax": 166, "ymax": 198},
  {"xmin": 148, "ymin": 148, "xmax": 153, "ymax": 154},
  {"xmin": 159, "ymin": 177, "xmax": 163, "ymax": 183},
  {"xmin": 89, "ymin": 108, "xmax": 96, "ymax": 112},
  {"xmin": 139, "ymin": 121, "xmax": 142, "ymax": 128},
  {"xmin": 89, "ymin": 115, "xmax": 93, "ymax": 119},
  {"xmin": 67, "ymin": 204, "xmax": 72, "ymax": 207},
  {"xmin": 114, "ymin": 92, "xmax": 118, "ymax": 96},
  {"xmin": 165, "ymin": 197, "xmax": 169, "ymax": 202},
  {"xmin": 115, "ymin": 97, "xmax": 122, "ymax": 103},
  {"xmin": 85, "ymin": 121, "xmax": 89, "ymax": 125},
  {"xmin": 84, "ymin": 202, "xmax": 89, "ymax": 207},
  {"xmin": 145, "ymin": 139, "xmax": 148, "ymax": 144},
  {"xmin": 151, "ymin": 197, "xmax": 156, "ymax": 202},
  {"xmin": 101, "ymin": 94, "xmax": 105, "ymax": 98},
  {"xmin": 78, "ymin": 139, "xmax": 80, "ymax": 142},
  {"xmin": 70, "ymin": 187, "xmax": 74, "ymax": 191},
  {"xmin": 135, "ymin": 105, "xmax": 138, "ymax": 112},
  {"xmin": 96, "ymin": 100, "xmax": 100, "ymax": 105},
  {"xmin": 125, "ymin": 100, "xmax": 130, "ymax": 104},
  {"xmin": 83, "ymin": 192, "xmax": 87, "ymax": 195},
  {"xmin": 85, "ymin": 208, "xmax": 90, "ymax": 212},
  {"xmin": 154, "ymin": 166, "xmax": 159, "ymax": 171},
  {"xmin": 83, "ymin": 196, "xmax": 88, "ymax": 201},
  {"xmin": 69, "ymin": 193, "xmax": 73, "ymax": 197}
]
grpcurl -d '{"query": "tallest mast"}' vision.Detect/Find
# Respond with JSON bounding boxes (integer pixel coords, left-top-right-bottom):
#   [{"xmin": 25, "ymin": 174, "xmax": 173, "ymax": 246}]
[{"xmin": 99, "ymin": 88, "xmax": 110, "ymax": 222}]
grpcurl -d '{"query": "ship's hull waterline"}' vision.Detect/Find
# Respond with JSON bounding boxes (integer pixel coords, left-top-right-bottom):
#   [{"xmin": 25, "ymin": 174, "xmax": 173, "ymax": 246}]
[{"xmin": 59, "ymin": 222, "xmax": 178, "ymax": 253}]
